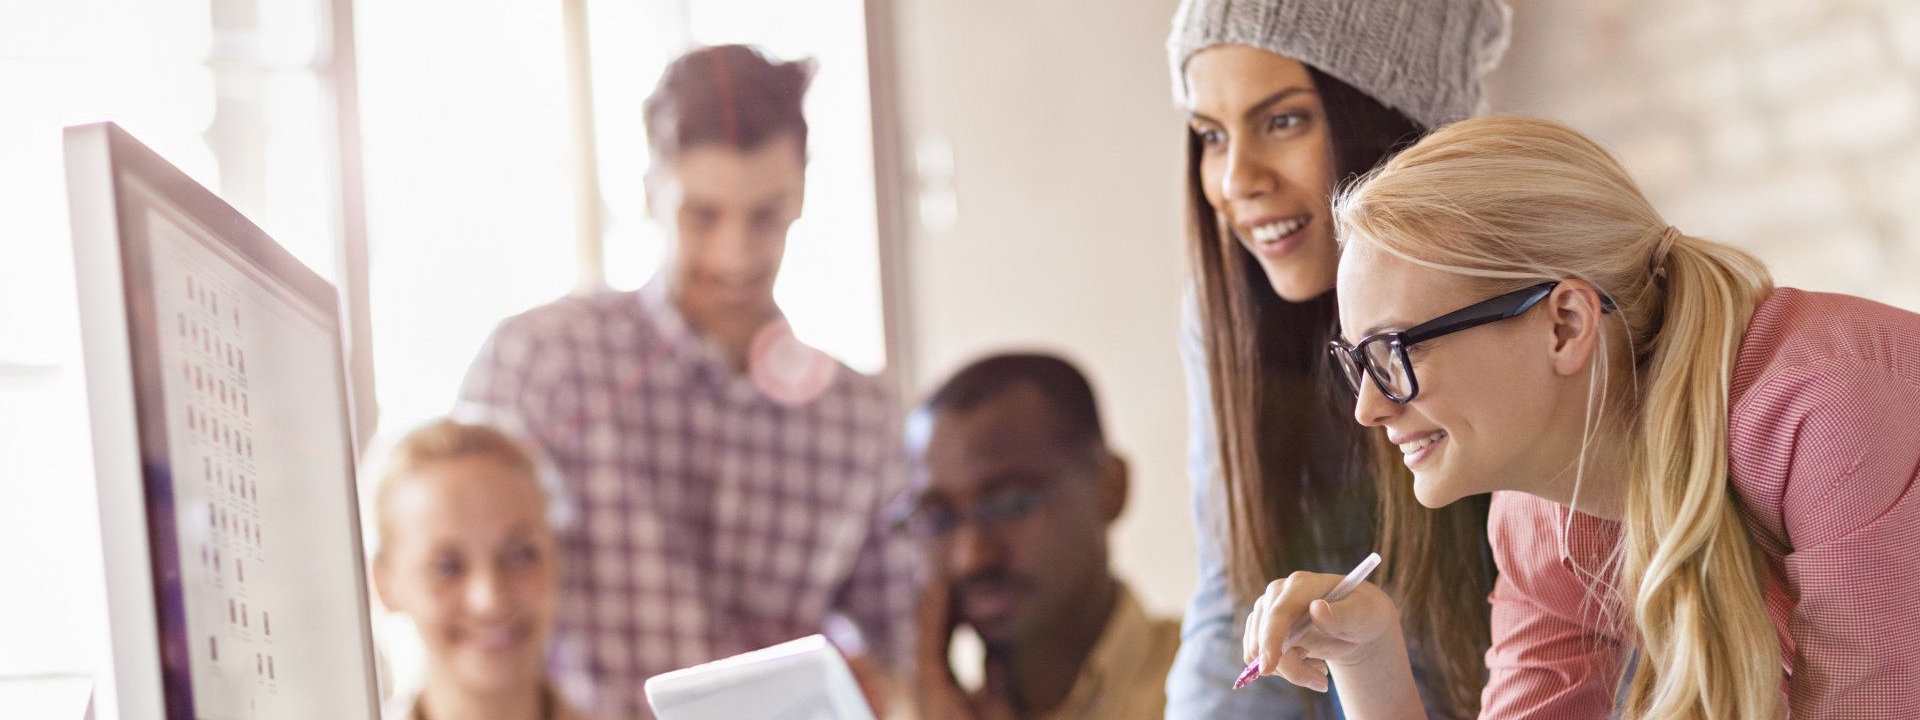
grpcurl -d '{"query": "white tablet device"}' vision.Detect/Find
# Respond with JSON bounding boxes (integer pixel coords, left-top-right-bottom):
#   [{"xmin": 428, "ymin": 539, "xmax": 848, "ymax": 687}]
[{"xmin": 644, "ymin": 635, "xmax": 877, "ymax": 720}]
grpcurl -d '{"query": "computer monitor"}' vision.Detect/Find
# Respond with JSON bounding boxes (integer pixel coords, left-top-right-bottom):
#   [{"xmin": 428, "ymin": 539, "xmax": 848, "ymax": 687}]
[{"xmin": 66, "ymin": 122, "xmax": 380, "ymax": 720}]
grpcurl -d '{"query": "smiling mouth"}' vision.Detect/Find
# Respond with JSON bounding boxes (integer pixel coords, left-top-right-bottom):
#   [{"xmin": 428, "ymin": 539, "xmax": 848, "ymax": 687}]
[
  {"xmin": 462, "ymin": 622, "xmax": 532, "ymax": 653},
  {"xmin": 1243, "ymin": 215, "xmax": 1311, "ymax": 246},
  {"xmin": 1396, "ymin": 431, "xmax": 1445, "ymax": 454},
  {"xmin": 1396, "ymin": 430, "xmax": 1447, "ymax": 466}
]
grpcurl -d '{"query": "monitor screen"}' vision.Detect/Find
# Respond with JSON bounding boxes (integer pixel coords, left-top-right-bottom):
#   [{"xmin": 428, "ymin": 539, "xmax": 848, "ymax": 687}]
[{"xmin": 67, "ymin": 122, "xmax": 380, "ymax": 720}]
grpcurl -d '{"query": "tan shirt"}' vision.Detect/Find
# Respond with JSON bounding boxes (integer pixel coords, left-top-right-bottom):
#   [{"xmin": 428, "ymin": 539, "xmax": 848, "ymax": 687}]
[
  {"xmin": 981, "ymin": 584, "xmax": 1181, "ymax": 720},
  {"xmin": 394, "ymin": 685, "xmax": 600, "ymax": 720}
]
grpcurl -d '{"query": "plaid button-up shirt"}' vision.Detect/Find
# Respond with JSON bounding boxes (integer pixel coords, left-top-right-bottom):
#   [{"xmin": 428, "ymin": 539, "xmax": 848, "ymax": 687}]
[{"xmin": 457, "ymin": 280, "xmax": 916, "ymax": 719}]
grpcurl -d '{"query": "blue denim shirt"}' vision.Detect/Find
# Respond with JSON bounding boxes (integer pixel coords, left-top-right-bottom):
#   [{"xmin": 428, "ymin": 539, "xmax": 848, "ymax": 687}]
[
  {"xmin": 1166, "ymin": 298, "xmax": 1336, "ymax": 718},
  {"xmin": 1166, "ymin": 298, "xmax": 1457, "ymax": 720}
]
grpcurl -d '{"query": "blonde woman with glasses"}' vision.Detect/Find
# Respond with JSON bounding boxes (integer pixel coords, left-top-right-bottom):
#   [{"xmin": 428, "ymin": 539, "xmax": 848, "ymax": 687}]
[{"xmin": 1241, "ymin": 116, "xmax": 1920, "ymax": 720}]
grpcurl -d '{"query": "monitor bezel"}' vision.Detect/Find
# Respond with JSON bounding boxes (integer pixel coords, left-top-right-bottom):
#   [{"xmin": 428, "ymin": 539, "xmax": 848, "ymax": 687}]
[{"xmin": 66, "ymin": 121, "xmax": 381, "ymax": 720}]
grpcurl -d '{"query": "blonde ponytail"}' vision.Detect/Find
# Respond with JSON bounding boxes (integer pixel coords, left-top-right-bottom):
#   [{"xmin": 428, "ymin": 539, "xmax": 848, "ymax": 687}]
[
  {"xmin": 1621, "ymin": 234, "xmax": 1778, "ymax": 720},
  {"xmin": 1334, "ymin": 116, "xmax": 1782, "ymax": 720}
]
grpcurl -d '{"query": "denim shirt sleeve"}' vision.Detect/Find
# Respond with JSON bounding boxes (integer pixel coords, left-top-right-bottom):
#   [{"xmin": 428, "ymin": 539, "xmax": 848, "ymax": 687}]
[
  {"xmin": 1166, "ymin": 293, "xmax": 1478, "ymax": 720},
  {"xmin": 1165, "ymin": 294, "xmax": 1322, "ymax": 719}
]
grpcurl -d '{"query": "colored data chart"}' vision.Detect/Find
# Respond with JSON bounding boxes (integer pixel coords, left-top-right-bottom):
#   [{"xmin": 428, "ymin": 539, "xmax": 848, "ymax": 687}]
[{"xmin": 179, "ymin": 272, "xmax": 277, "ymax": 700}]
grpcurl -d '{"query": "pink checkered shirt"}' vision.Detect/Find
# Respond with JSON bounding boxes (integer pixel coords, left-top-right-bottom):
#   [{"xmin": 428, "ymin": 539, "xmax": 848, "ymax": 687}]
[
  {"xmin": 1483, "ymin": 288, "xmax": 1920, "ymax": 718},
  {"xmin": 457, "ymin": 281, "xmax": 916, "ymax": 720}
]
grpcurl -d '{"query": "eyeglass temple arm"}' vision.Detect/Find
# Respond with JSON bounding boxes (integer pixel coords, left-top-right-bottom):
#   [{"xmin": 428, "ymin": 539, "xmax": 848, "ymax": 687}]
[{"xmin": 1401, "ymin": 282, "xmax": 1559, "ymax": 345}]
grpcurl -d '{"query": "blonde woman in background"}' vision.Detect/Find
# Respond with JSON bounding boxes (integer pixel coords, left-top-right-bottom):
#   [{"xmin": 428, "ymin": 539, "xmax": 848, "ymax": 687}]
[
  {"xmin": 1242, "ymin": 116, "xmax": 1920, "ymax": 719},
  {"xmin": 372, "ymin": 419, "xmax": 595, "ymax": 720}
]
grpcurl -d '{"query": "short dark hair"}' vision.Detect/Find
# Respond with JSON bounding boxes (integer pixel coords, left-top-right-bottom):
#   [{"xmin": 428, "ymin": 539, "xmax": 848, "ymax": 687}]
[
  {"xmin": 920, "ymin": 353, "xmax": 1105, "ymax": 455},
  {"xmin": 643, "ymin": 44, "xmax": 814, "ymax": 161}
]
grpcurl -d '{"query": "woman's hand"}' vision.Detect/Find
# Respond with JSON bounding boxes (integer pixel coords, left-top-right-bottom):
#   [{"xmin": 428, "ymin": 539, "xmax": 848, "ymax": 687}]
[{"xmin": 1242, "ymin": 570, "xmax": 1423, "ymax": 718}]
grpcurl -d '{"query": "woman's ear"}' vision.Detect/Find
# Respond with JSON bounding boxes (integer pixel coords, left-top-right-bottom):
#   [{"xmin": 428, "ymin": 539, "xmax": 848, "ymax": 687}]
[
  {"xmin": 1547, "ymin": 280, "xmax": 1608, "ymax": 377},
  {"xmin": 371, "ymin": 550, "xmax": 399, "ymax": 612}
]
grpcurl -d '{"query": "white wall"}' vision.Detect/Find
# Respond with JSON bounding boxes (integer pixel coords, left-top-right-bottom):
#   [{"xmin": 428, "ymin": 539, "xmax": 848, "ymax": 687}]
[
  {"xmin": 887, "ymin": 0, "xmax": 1198, "ymax": 616},
  {"xmin": 1487, "ymin": 0, "xmax": 1920, "ymax": 311}
]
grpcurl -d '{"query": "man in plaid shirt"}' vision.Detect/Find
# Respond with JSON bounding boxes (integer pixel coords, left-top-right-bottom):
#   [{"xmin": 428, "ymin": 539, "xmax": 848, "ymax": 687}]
[{"xmin": 457, "ymin": 44, "xmax": 916, "ymax": 719}]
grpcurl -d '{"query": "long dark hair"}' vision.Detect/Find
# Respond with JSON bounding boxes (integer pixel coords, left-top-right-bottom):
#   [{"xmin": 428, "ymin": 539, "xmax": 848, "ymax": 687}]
[{"xmin": 1185, "ymin": 65, "xmax": 1494, "ymax": 718}]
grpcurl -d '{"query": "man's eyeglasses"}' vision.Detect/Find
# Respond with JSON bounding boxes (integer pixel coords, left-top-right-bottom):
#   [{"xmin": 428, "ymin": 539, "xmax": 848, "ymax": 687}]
[
  {"xmin": 1329, "ymin": 281, "xmax": 1615, "ymax": 404},
  {"xmin": 893, "ymin": 482, "xmax": 1054, "ymax": 540}
]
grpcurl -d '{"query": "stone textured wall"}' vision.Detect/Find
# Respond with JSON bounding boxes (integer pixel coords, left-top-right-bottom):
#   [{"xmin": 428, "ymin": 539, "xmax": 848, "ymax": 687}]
[{"xmin": 1486, "ymin": 0, "xmax": 1920, "ymax": 310}]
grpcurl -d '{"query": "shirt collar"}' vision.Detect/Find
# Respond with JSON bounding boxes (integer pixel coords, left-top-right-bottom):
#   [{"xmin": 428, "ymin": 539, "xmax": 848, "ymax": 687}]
[
  {"xmin": 637, "ymin": 275, "xmax": 745, "ymax": 381},
  {"xmin": 1029, "ymin": 583, "xmax": 1159, "ymax": 720},
  {"xmin": 1553, "ymin": 503, "xmax": 1622, "ymax": 581},
  {"xmin": 405, "ymin": 683, "xmax": 572, "ymax": 720},
  {"xmin": 638, "ymin": 274, "xmax": 695, "ymax": 350}
]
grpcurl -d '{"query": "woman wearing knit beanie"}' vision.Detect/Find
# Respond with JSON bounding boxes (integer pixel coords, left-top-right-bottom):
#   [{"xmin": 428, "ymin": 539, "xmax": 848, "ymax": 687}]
[{"xmin": 1164, "ymin": 1, "xmax": 1509, "ymax": 718}]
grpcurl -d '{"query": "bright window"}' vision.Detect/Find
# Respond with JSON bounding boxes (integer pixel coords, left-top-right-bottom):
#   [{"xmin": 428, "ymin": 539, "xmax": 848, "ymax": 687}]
[
  {"xmin": 0, "ymin": 0, "xmax": 344, "ymax": 683},
  {"xmin": 356, "ymin": 0, "xmax": 887, "ymax": 699},
  {"xmin": 591, "ymin": 0, "xmax": 888, "ymax": 375},
  {"xmin": 364, "ymin": 0, "xmax": 888, "ymax": 448},
  {"xmin": 0, "ymin": 0, "xmax": 889, "ymax": 700}
]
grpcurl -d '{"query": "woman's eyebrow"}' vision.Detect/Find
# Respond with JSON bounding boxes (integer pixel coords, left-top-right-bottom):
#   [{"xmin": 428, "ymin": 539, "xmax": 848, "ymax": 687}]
[
  {"xmin": 1241, "ymin": 86, "xmax": 1314, "ymax": 123},
  {"xmin": 1187, "ymin": 86, "xmax": 1314, "ymax": 125},
  {"xmin": 1341, "ymin": 318, "xmax": 1412, "ymax": 343}
]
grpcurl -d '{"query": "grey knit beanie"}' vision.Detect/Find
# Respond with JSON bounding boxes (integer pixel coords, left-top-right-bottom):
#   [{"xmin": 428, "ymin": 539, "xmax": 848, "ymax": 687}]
[{"xmin": 1169, "ymin": 0, "xmax": 1511, "ymax": 129}]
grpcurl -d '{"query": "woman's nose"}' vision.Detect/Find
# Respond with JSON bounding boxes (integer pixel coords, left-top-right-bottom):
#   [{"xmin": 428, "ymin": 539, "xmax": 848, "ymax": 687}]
[
  {"xmin": 1221, "ymin": 140, "xmax": 1276, "ymax": 202},
  {"xmin": 463, "ymin": 570, "xmax": 507, "ymax": 615},
  {"xmin": 1352, "ymin": 377, "xmax": 1402, "ymax": 428}
]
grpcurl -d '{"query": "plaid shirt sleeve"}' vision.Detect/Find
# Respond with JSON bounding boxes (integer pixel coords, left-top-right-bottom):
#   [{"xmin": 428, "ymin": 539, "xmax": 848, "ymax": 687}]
[
  {"xmin": 455, "ymin": 315, "xmax": 548, "ymax": 429},
  {"xmin": 451, "ymin": 313, "xmax": 586, "ymax": 527},
  {"xmin": 454, "ymin": 311, "xmax": 590, "ymax": 454},
  {"xmin": 831, "ymin": 408, "xmax": 919, "ymax": 673}
]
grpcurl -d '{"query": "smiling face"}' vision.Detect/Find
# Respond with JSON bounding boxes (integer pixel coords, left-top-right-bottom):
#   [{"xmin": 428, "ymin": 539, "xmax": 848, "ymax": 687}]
[
  {"xmin": 374, "ymin": 454, "xmax": 557, "ymax": 697},
  {"xmin": 1185, "ymin": 46, "xmax": 1340, "ymax": 302},
  {"xmin": 1335, "ymin": 243, "xmax": 1603, "ymax": 508}
]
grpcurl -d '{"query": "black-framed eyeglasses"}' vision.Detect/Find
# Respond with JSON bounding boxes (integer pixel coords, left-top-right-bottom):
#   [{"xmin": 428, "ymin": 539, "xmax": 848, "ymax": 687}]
[
  {"xmin": 891, "ymin": 481, "xmax": 1058, "ymax": 540},
  {"xmin": 1329, "ymin": 281, "xmax": 1616, "ymax": 404}
]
